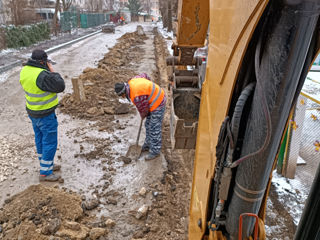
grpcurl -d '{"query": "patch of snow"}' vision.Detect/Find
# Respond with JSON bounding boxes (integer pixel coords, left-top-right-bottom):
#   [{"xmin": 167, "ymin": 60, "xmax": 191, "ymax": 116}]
[
  {"xmin": 0, "ymin": 71, "xmax": 9, "ymax": 83},
  {"xmin": 110, "ymin": 129, "xmax": 129, "ymax": 155},
  {"xmin": 156, "ymin": 22, "xmax": 173, "ymax": 55},
  {"xmin": 0, "ymin": 66, "xmax": 20, "ymax": 83},
  {"xmin": 272, "ymin": 171, "xmax": 308, "ymax": 225},
  {"xmin": 303, "ymin": 72, "xmax": 320, "ymax": 100},
  {"xmin": 119, "ymin": 98, "xmax": 131, "ymax": 104},
  {"xmin": 0, "ymin": 48, "xmax": 18, "ymax": 56}
]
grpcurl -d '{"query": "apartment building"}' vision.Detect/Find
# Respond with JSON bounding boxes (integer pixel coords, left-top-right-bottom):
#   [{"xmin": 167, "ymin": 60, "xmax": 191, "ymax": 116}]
[{"xmin": 0, "ymin": 0, "xmax": 57, "ymax": 24}]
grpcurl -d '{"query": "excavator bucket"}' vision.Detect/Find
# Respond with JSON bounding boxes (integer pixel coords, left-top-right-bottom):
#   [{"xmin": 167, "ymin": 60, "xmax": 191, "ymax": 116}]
[
  {"xmin": 170, "ymin": 88, "xmax": 200, "ymax": 149},
  {"xmin": 168, "ymin": 64, "xmax": 202, "ymax": 149},
  {"xmin": 166, "ymin": 0, "xmax": 209, "ymax": 150}
]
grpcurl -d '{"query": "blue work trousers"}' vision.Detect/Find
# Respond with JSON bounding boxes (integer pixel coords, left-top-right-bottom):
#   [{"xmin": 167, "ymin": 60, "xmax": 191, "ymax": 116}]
[
  {"xmin": 29, "ymin": 112, "xmax": 58, "ymax": 176},
  {"xmin": 143, "ymin": 105, "xmax": 166, "ymax": 155}
]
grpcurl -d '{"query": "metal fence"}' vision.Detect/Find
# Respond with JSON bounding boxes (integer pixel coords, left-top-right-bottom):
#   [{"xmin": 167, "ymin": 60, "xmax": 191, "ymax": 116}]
[
  {"xmin": 59, "ymin": 11, "xmax": 116, "ymax": 31},
  {"xmin": 270, "ymin": 74, "xmax": 320, "ymax": 237},
  {"xmin": 277, "ymin": 76, "xmax": 320, "ymax": 183},
  {"xmin": 60, "ymin": 11, "xmax": 78, "ymax": 32},
  {"xmin": 80, "ymin": 13, "xmax": 106, "ymax": 28},
  {"xmin": 278, "ymin": 75, "xmax": 320, "ymax": 180}
]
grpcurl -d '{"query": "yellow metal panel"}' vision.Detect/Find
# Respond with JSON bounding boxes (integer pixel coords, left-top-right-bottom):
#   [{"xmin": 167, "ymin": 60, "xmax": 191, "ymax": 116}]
[
  {"xmin": 177, "ymin": 0, "xmax": 209, "ymax": 47},
  {"xmin": 188, "ymin": 0, "xmax": 269, "ymax": 239}
]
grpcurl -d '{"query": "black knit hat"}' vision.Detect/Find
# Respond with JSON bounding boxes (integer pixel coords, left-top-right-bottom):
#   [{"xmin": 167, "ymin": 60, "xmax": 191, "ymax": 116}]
[
  {"xmin": 31, "ymin": 49, "xmax": 56, "ymax": 65},
  {"xmin": 31, "ymin": 49, "xmax": 48, "ymax": 61},
  {"xmin": 115, "ymin": 82, "xmax": 126, "ymax": 96}
]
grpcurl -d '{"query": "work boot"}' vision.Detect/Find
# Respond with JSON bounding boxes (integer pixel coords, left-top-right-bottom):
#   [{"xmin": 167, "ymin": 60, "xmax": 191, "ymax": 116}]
[
  {"xmin": 145, "ymin": 152, "xmax": 160, "ymax": 161},
  {"xmin": 141, "ymin": 144, "xmax": 149, "ymax": 152},
  {"xmin": 53, "ymin": 164, "xmax": 61, "ymax": 171},
  {"xmin": 39, "ymin": 173, "xmax": 61, "ymax": 182}
]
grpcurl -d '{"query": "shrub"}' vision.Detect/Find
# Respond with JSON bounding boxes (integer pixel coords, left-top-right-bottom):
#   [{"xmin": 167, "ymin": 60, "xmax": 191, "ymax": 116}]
[{"xmin": 3, "ymin": 22, "xmax": 50, "ymax": 49}]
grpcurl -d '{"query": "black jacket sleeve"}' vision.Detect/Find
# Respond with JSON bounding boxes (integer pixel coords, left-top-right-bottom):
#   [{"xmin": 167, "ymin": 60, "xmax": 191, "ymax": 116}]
[{"xmin": 36, "ymin": 71, "xmax": 65, "ymax": 93}]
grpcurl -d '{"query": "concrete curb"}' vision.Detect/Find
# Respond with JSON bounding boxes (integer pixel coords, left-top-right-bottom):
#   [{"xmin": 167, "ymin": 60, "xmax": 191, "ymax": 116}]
[
  {"xmin": 45, "ymin": 29, "xmax": 101, "ymax": 54},
  {"xmin": 0, "ymin": 29, "xmax": 102, "ymax": 74},
  {"xmin": 0, "ymin": 60, "xmax": 22, "ymax": 74}
]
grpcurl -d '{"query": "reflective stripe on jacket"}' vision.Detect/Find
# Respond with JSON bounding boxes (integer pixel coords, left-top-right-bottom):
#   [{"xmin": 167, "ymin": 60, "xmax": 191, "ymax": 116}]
[
  {"xmin": 20, "ymin": 66, "xmax": 59, "ymax": 111},
  {"xmin": 128, "ymin": 78, "xmax": 165, "ymax": 112}
]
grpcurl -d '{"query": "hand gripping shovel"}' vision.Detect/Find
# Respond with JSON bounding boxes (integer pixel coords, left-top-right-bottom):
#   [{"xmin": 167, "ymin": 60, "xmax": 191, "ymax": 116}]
[{"xmin": 126, "ymin": 118, "xmax": 143, "ymax": 160}]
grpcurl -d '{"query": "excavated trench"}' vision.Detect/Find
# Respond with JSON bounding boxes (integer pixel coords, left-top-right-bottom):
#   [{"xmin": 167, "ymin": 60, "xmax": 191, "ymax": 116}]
[{"xmin": 0, "ymin": 24, "xmax": 193, "ymax": 240}]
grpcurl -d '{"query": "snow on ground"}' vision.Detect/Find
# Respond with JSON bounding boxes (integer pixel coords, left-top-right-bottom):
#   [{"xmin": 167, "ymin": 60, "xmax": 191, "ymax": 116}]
[
  {"xmin": 156, "ymin": 22, "xmax": 173, "ymax": 55},
  {"xmin": 303, "ymin": 71, "xmax": 320, "ymax": 101},
  {"xmin": 0, "ymin": 67, "xmax": 17, "ymax": 83},
  {"xmin": 269, "ymin": 68, "xmax": 320, "ymax": 233},
  {"xmin": 0, "ymin": 48, "xmax": 18, "ymax": 56},
  {"xmin": 272, "ymin": 171, "xmax": 308, "ymax": 225}
]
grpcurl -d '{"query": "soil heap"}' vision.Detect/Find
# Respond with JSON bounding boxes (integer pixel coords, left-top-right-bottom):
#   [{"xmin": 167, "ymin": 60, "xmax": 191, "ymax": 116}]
[
  {"xmin": 0, "ymin": 184, "xmax": 102, "ymax": 239},
  {"xmin": 59, "ymin": 31, "xmax": 148, "ymax": 124}
]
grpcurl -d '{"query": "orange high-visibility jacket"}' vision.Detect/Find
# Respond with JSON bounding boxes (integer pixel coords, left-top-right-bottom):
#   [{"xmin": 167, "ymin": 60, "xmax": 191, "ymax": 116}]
[{"xmin": 128, "ymin": 78, "xmax": 165, "ymax": 112}]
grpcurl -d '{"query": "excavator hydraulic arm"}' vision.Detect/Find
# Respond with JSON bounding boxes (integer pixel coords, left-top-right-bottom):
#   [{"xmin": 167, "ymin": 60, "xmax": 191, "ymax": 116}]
[
  {"xmin": 168, "ymin": 0, "xmax": 320, "ymax": 239},
  {"xmin": 167, "ymin": 0, "xmax": 209, "ymax": 149},
  {"xmin": 173, "ymin": 0, "xmax": 209, "ymax": 65}
]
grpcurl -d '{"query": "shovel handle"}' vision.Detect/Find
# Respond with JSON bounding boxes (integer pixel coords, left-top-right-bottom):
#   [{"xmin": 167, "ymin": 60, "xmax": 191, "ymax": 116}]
[{"xmin": 136, "ymin": 118, "xmax": 143, "ymax": 146}]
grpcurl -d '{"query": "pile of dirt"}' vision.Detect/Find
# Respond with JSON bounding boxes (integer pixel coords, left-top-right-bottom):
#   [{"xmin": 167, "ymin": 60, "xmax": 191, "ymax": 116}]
[
  {"xmin": 0, "ymin": 184, "xmax": 115, "ymax": 240},
  {"xmin": 59, "ymin": 31, "xmax": 149, "ymax": 125},
  {"xmin": 0, "ymin": 185, "xmax": 75, "ymax": 239}
]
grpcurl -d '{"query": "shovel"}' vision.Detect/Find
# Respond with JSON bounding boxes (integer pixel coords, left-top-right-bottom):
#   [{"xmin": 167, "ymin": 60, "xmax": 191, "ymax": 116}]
[{"xmin": 126, "ymin": 118, "xmax": 143, "ymax": 160}]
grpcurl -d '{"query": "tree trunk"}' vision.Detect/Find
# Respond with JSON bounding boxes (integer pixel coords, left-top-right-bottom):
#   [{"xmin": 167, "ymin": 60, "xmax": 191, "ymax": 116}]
[
  {"xmin": 167, "ymin": 0, "xmax": 172, "ymax": 32},
  {"xmin": 52, "ymin": 0, "xmax": 60, "ymax": 36},
  {"xmin": 160, "ymin": 1, "xmax": 168, "ymax": 29}
]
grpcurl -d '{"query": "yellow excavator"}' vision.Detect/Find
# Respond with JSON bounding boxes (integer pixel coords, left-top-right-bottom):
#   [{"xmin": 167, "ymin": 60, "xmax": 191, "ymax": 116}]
[{"xmin": 167, "ymin": 0, "xmax": 320, "ymax": 239}]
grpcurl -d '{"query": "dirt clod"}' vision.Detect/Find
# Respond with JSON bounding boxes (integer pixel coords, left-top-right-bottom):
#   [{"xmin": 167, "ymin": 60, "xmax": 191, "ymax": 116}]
[
  {"xmin": 118, "ymin": 156, "xmax": 132, "ymax": 164},
  {"xmin": 105, "ymin": 219, "xmax": 116, "ymax": 228},
  {"xmin": 139, "ymin": 187, "xmax": 147, "ymax": 197},
  {"xmin": 89, "ymin": 227, "xmax": 107, "ymax": 240},
  {"xmin": 81, "ymin": 199, "xmax": 100, "ymax": 210},
  {"xmin": 41, "ymin": 218, "xmax": 61, "ymax": 235}
]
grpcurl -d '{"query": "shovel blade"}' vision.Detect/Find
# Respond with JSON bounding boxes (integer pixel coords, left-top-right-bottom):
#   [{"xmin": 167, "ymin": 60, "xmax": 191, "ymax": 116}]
[{"xmin": 126, "ymin": 145, "xmax": 142, "ymax": 160}]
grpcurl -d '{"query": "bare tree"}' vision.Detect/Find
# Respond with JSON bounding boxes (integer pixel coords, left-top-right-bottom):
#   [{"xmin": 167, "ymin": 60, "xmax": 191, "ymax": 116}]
[
  {"xmin": 61, "ymin": 0, "xmax": 73, "ymax": 11},
  {"xmin": 97, "ymin": 0, "xmax": 104, "ymax": 11},
  {"xmin": 167, "ymin": 0, "xmax": 172, "ymax": 32},
  {"xmin": 104, "ymin": 0, "xmax": 115, "ymax": 11},
  {"xmin": 87, "ymin": 0, "xmax": 103, "ymax": 12},
  {"xmin": 52, "ymin": 0, "xmax": 60, "ymax": 36},
  {"xmin": 6, "ymin": 0, "xmax": 29, "ymax": 25},
  {"xmin": 86, "ymin": 0, "xmax": 95, "ymax": 11},
  {"xmin": 0, "ymin": 0, "xmax": 8, "ymax": 24},
  {"xmin": 159, "ymin": 0, "xmax": 168, "ymax": 29},
  {"xmin": 142, "ymin": 0, "xmax": 151, "ymax": 15},
  {"xmin": 159, "ymin": 0, "xmax": 174, "ymax": 32},
  {"xmin": 172, "ymin": 0, "xmax": 178, "ymax": 18},
  {"xmin": 33, "ymin": 0, "xmax": 45, "ymax": 9}
]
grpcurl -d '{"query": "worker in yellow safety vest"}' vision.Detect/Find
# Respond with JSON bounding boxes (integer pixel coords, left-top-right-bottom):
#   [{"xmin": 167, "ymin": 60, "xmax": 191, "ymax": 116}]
[{"xmin": 19, "ymin": 49, "xmax": 65, "ymax": 182}]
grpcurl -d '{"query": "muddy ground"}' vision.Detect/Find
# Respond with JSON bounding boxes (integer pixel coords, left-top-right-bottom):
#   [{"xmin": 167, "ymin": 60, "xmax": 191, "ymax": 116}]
[
  {"xmin": 0, "ymin": 22, "xmax": 311, "ymax": 240},
  {"xmin": 0, "ymin": 23, "xmax": 193, "ymax": 240}
]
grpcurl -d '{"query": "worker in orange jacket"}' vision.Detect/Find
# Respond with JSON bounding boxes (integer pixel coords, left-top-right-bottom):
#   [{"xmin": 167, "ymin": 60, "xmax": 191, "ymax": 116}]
[
  {"xmin": 115, "ymin": 73, "xmax": 166, "ymax": 160},
  {"xmin": 120, "ymin": 16, "xmax": 125, "ymax": 25}
]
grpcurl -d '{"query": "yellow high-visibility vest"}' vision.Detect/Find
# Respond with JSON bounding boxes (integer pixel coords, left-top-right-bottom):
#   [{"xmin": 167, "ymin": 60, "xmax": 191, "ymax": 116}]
[{"xmin": 20, "ymin": 66, "xmax": 58, "ymax": 111}]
